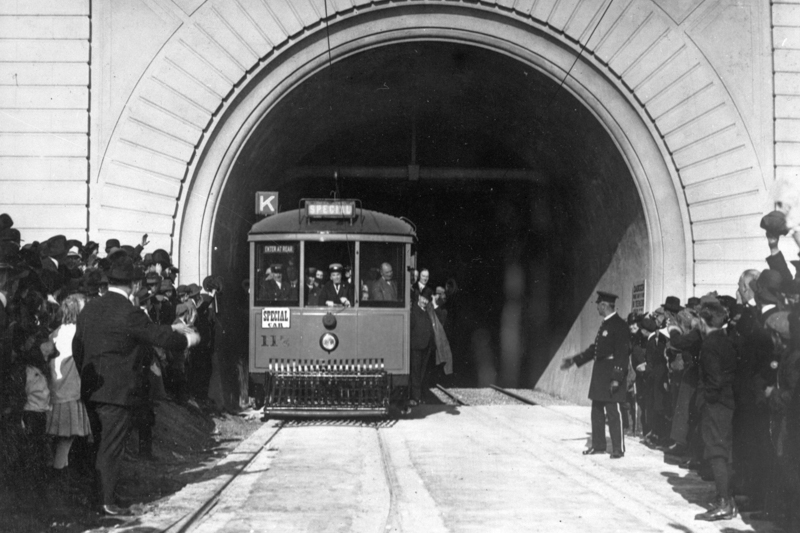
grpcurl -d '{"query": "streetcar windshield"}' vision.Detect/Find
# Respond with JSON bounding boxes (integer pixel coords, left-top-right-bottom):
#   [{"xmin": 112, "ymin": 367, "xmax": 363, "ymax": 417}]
[
  {"xmin": 360, "ymin": 242, "xmax": 405, "ymax": 308},
  {"xmin": 255, "ymin": 241, "xmax": 300, "ymax": 307},
  {"xmin": 304, "ymin": 241, "xmax": 355, "ymax": 307}
]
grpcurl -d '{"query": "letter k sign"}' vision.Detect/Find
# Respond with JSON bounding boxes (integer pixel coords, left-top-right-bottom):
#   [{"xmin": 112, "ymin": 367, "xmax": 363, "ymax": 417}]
[{"xmin": 256, "ymin": 192, "xmax": 278, "ymax": 215}]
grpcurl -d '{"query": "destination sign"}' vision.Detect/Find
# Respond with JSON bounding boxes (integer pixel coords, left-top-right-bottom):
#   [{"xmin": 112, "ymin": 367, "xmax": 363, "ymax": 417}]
[
  {"xmin": 262, "ymin": 307, "xmax": 291, "ymax": 329},
  {"xmin": 262, "ymin": 245, "xmax": 295, "ymax": 254},
  {"xmin": 307, "ymin": 200, "xmax": 355, "ymax": 218}
]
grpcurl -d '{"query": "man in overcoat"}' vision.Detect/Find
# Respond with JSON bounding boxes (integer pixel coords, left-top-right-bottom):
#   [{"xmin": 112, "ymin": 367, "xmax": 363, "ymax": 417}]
[
  {"xmin": 561, "ymin": 291, "xmax": 629, "ymax": 458},
  {"xmin": 74, "ymin": 257, "xmax": 198, "ymax": 515}
]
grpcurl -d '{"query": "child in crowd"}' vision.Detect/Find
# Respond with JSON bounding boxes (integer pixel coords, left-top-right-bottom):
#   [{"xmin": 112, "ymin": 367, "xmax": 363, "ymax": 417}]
[{"xmin": 46, "ymin": 294, "xmax": 92, "ymax": 476}]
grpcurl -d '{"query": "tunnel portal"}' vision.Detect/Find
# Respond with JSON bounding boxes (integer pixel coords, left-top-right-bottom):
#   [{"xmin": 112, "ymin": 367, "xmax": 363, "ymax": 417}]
[{"xmin": 210, "ymin": 42, "xmax": 648, "ymax": 392}]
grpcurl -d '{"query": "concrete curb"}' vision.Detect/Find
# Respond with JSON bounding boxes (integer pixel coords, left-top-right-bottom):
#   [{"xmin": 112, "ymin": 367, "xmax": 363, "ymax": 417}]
[{"xmin": 120, "ymin": 419, "xmax": 282, "ymax": 532}]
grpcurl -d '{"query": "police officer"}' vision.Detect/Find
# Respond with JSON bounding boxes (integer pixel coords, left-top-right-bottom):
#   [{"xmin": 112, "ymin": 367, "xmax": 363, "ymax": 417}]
[{"xmin": 561, "ymin": 291, "xmax": 629, "ymax": 458}]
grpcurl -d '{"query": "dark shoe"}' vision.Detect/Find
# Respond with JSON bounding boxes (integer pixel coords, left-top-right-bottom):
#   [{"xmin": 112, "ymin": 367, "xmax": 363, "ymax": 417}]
[
  {"xmin": 582, "ymin": 448, "xmax": 606, "ymax": 455},
  {"xmin": 610, "ymin": 451, "xmax": 624, "ymax": 459},
  {"xmin": 102, "ymin": 504, "xmax": 134, "ymax": 516},
  {"xmin": 679, "ymin": 458, "xmax": 702, "ymax": 470},
  {"xmin": 662, "ymin": 442, "xmax": 685, "ymax": 456},
  {"xmin": 695, "ymin": 498, "xmax": 737, "ymax": 521}
]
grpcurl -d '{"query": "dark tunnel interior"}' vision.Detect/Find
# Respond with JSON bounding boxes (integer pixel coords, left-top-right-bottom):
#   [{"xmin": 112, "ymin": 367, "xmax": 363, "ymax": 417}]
[{"xmin": 210, "ymin": 41, "xmax": 647, "ymax": 392}]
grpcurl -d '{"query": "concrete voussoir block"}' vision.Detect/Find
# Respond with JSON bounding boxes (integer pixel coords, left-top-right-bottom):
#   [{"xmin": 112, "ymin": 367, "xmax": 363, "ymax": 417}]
[
  {"xmin": 672, "ymin": 127, "xmax": 742, "ymax": 170},
  {"xmin": 210, "ymin": 1, "xmax": 275, "ymax": 59},
  {"xmin": 179, "ymin": 25, "xmax": 246, "ymax": 88},
  {"xmin": 119, "ymin": 120, "xmax": 196, "ymax": 164},
  {"xmin": 128, "ymin": 99, "xmax": 203, "ymax": 146},
  {"xmin": 688, "ymin": 191, "xmax": 763, "ymax": 223},
  {"xmin": 684, "ymin": 170, "xmax": 758, "ymax": 204},
  {"xmin": 112, "ymin": 142, "xmax": 188, "ymax": 182},
  {"xmin": 694, "ymin": 238, "xmax": 766, "ymax": 262},
  {"xmin": 97, "ymin": 206, "xmax": 174, "ymax": 235},
  {"xmin": 106, "ymin": 161, "xmax": 183, "ymax": 199},
  {"xmin": 678, "ymin": 146, "xmax": 752, "ymax": 186},
  {"xmin": 195, "ymin": 6, "xmax": 260, "ymax": 69},
  {"xmin": 608, "ymin": 15, "xmax": 671, "ymax": 79},
  {"xmin": 589, "ymin": 1, "xmax": 653, "ymax": 67},
  {"xmin": 621, "ymin": 30, "xmax": 685, "ymax": 93},
  {"xmin": 234, "ymin": 0, "xmax": 290, "ymax": 50},
  {"xmin": 695, "ymin": 260, "xmax": 762, "ymax": 287},
  {"xmin": 691, "ymin": 214, "xmax": 764, "ymax": 241},
  {"xmin": 101, "ymin": 183, "xmax": 177, "ymax": 215},
  {"xmin": 139, "ymin": 81, "xmax": 213, "ymax": 131}
]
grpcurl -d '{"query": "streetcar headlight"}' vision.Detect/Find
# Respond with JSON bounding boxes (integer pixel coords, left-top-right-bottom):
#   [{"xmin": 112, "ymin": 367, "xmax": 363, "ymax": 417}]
[{"xmin": 320, "ymin": 332, "xmax": 338, "ymax": 353}]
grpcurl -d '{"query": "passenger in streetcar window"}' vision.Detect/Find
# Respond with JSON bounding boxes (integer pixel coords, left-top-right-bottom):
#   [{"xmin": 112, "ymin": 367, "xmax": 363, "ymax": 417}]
[
  {"xmin": 321, "ymin": 263, "xmax": 353, "ymax": 307},
  {"xmin": 370, "ymin": 262, "xmax": 398, "ymax": 301},
  {"xmin": 261, "ymin": 263, "xmax": 292, "ymax": 301},
  {"xmin": 315, "ymin": 268, "xmax": 325, "ymax": 286},
  {"xmin": 344, "ymin": 265, "xmax": 353, "ymax": 288},
  {"xmin": 286, "ymin": 264, "xmax": 299, "ymax": 300},
  {"xmin": 304, "ymin": 267, "xmax": 321, "ymax": 306}
]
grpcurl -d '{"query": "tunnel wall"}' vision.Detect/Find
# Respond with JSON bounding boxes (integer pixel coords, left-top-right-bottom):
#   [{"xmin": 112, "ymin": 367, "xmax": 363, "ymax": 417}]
[{"xmin": 0, "ymin": 0, "xmax": 777, "ymax": 294}]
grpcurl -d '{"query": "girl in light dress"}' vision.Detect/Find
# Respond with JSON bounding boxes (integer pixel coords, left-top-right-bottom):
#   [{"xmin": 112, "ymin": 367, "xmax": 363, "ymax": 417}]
[{"xmin": 46, "ymin": 294, "xmax": 92, "ymax": 473}]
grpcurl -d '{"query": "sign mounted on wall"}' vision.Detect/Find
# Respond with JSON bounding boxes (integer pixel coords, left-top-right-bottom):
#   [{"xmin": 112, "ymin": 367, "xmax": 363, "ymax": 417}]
[
  {"xmin": 256, "ymin": 192, "xmax": 279, "ymax": 216},
  {"xmin": 631, "ymin": 280, "xmax": 646, "ymax": 316}
]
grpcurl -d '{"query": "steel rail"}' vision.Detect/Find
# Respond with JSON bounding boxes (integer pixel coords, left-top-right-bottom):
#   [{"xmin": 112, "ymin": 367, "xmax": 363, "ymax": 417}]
[
  {"xmin": 162, "ymin": 421, "xmax": 286, "ymax": 533},
  {"xmin": 434, "ymin": 384, "xmax": 469, "ymax": 406},
  {"xmin": 489, "ymin": 385, "xmax": 537, "ymax": 406}
]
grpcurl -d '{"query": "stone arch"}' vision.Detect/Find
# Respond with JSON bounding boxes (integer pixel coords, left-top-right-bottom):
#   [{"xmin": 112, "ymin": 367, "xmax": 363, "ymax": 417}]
[{"xmin": 94, "ymin": 0, "xmax": 768, "ymax": 304}]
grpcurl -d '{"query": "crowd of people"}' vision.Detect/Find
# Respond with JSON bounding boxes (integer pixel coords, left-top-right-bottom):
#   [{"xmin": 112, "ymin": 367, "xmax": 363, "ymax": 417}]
[
  {"xmin": 0, "ymin": 215, "xmax": 221, "ymax": 515},
  {"xmin": 563, "ymin": 205, "xmax": 800, "ymax": 529}
]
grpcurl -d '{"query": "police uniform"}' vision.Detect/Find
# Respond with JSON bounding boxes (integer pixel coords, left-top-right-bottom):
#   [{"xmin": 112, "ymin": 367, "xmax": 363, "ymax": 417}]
[{"xmin": 572, "ymin": 291, "xmax": 628, "ymax": 457}]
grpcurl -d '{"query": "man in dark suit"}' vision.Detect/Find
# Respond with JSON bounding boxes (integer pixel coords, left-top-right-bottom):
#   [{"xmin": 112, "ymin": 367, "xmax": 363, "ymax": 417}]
[
  {"xmin": 304, "ymin": 267, "xmax": 321, "ymax": 306},
  {"xmin": 321, "ymin": 263, "xmax": 353, "ymax": 307},
  {"xmin": 561, "ymin": 291, "xmax": 629, "ymax": 458},
  {"xmin": 410, "ymin": 288, "xmax": 435, "ymax": 406},
  {"xmin": 74, "ymin": 257, "xmax": 198, "ymax": 515},
  {"xmin": 260, "ymin": 263, "xmax": 293, "ymax": 301},
  {"xmin": 370, "ymin": 262, "xmax": 398, "ymax": 302}
]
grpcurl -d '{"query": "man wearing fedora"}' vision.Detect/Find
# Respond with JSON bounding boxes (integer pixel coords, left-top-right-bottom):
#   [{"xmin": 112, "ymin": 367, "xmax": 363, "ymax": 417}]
[
  {"xmin": 561, "ymin": 291, "xmax": 629, "ymax": 458},
  {"xmin": 74, "ymin": 256, "xmax": 199, "ymax": 516}
]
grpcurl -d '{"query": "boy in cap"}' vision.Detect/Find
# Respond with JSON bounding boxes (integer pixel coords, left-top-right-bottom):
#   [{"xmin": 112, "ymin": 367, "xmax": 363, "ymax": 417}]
[
  {"xmin": 561, "ymin": 291, "xmax": 629, "ymax": 458},
  {"xmin": 695, "ymin": 302, "xmax": 738, "ymax": 521},
  {"xmin": 304, "ymin": 267, "xmax": 321, "ymax": 306}
]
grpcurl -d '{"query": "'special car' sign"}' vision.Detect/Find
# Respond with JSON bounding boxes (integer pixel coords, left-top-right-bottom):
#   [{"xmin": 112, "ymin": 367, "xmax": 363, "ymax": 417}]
[{"xmin": 262, "ymin": 308, "xmax": 290, "ymax": 328}]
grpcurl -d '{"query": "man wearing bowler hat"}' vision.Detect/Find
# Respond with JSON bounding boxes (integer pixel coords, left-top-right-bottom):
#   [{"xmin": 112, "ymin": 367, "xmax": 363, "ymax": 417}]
[
  {"xmin": 561, "ymin": 291, "xmax": 629, "ymax": 458},
  {"xmin": 74, "ymin": 256, "xmax": 199, "ymax": 515}
]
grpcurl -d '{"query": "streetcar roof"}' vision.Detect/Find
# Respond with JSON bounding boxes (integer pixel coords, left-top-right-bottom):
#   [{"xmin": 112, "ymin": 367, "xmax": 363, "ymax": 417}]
[{"xmin": 248, "ymin": 208, "xmax": 416, "ymax": 239}]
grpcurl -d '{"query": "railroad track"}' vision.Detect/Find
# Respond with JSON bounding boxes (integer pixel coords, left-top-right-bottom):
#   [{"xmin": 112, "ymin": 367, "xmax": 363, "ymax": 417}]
[
  {"xmin": 434, "ymin": 385, "xmax": 538, "ymax": 406},
  {"xmin": 160, "ymin": 421, "xmax": 286, "ymax": 533}
]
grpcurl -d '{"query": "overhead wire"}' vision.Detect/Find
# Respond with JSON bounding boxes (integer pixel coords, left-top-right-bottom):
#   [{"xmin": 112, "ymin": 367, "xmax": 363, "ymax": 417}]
[{"xmin": 542, "ymin": 0, "xmax": 615, "ymax": 112}]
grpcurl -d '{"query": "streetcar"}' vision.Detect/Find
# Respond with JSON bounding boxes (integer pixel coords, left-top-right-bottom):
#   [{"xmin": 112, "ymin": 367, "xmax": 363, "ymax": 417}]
[{"xmin": 248, "ymin": 198, "xmax": 416, "ymax": 417}]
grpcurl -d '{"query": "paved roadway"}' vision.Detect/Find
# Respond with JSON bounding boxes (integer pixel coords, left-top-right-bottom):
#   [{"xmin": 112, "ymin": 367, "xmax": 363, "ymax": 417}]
[{"xmin": 138, "ymin": 404, "xmax": 782, "ymax": 533}]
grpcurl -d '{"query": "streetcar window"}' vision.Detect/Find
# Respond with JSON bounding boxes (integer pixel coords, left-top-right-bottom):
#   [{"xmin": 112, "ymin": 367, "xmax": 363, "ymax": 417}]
[
  {"xmin": 304, "ymin": 241, "xmax": 355, "ymax": 307},
  {"xmin": 360, "ymin": 242, "xmax": 405, "ymax": 308},
  {"xmin": 254, "ymin": 242, "xmax": 300, "ymax": 307}
]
